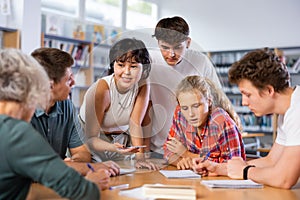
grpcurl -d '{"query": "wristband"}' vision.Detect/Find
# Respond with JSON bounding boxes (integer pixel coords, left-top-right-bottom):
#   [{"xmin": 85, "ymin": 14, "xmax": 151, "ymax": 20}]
[{"xmin": 243, "ymin": 165, "xmax": 255, "ymax": 180}]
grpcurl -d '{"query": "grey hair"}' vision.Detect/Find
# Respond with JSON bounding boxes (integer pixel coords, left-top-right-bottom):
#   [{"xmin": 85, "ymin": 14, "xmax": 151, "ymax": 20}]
[{"xmin": 0, "ymin": 49, "xmax": 50, "ymax": 109}]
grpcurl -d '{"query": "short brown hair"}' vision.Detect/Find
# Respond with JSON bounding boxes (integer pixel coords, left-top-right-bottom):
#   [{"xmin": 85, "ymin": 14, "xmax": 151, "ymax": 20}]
[
  {"xmin": 153, "ymin": 16, "xmax": 190, "ymax": 44},
  {"xmin": 31, "ymin": 47, "xmax": 74, "ymax": 83},
  {"xmin": 228, "ymin": 48, "xmax": 290, "ymax": 92}
]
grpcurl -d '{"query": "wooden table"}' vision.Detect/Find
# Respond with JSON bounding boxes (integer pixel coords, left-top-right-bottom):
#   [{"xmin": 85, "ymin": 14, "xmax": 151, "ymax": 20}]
[{"xmin": 27, "ymin": 160, "xmax": 300, "ymax": 200}]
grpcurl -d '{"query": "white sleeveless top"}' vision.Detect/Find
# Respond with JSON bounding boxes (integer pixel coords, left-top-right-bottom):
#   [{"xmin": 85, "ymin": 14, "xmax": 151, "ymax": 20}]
[{"xmin": 80, "ymin": 74, "xmax": 138, "ymax": 133}]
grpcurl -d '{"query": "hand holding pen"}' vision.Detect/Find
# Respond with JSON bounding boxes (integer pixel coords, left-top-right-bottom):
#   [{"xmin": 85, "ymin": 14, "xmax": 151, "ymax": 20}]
[
  {"xmin": 87, "ymin": 161, "xmax": 120, "ymax": 177},
  {"xmin": 191, "ymin": 151, "xmax": 214, "ymax": 176},
  {"xmin": 86, "ymin": 163, "xmax": 110, "ymax": 190},
  {"xmin": 201, "ymin": 151, "xmax": 211, "ymax": 162}
]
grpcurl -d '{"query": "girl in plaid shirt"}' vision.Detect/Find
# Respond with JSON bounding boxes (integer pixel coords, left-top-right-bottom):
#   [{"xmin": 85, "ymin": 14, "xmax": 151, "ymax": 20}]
[{"xmin": 163, "ymin": 75, "xmax": 245, "ymax": 169}]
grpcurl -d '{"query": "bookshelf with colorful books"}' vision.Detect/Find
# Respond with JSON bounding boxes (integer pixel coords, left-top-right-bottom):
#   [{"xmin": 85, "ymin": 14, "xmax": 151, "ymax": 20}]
[
  {"xmin": 41, "ymin": 33, "xmax": 95, "ymax": 109},
  {"xmin": 0, "ymin": 26, "xmax": 20, "ymax": 49},
  {"xmin": 92, "ymin": 43, "xmax": 111, "ymax": 81}
]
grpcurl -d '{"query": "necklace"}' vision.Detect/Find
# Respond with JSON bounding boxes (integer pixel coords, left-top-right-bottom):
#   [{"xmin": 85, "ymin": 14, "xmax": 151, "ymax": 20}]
[
  {"xmin": 110, "ymin": 75, "xmax": 137, "ymax": 110},
  {"xmin": 112, "ymin": 80, "xmax": 137, "ymax": 110},
  {"xmin": 117, "ymin": 86, "xmax": 136, "ymax": 109}
]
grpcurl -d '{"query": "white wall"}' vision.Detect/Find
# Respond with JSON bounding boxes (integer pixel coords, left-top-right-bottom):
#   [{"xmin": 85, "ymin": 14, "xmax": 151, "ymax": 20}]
[
  {"xmin": 19, "ymin": 0, "xmax": 41, "ymax": 54},
  {"xmin": 0, "ymin": 0, "xmax": 41, "ymax": 54},
  {"xmin": 3, "ymin": 0, "xmax": 299, "ymax": 52},
  {"xmin": 159, "ymin": 0, "xmax": 300, "ymax": 51}
]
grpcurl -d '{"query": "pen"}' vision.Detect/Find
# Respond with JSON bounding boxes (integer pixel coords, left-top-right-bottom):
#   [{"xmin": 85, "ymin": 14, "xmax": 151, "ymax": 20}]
[
  {"xmin": 109, "ymin": 184, "xmax": 129, "ymax": 190},
  {"xmin": 86, "ymin": 163, "xmax": 95, "ymax": 172},
  {"xmin": 201, "ymin": 151, "xmax": 211, "ymax": 162}
]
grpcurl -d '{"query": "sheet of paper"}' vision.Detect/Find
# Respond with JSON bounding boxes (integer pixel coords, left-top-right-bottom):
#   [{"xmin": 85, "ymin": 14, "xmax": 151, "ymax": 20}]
[
  {"xmin": 120, "ymin": 168, "xmax": 136, "ymax": 175},
  {"xmin": 159, "ymin": 170, "xmax": 201, "ymax": 179},
  {"xmin": 201, "ymin": 179, "xmax": 263, "ymax": 189}
]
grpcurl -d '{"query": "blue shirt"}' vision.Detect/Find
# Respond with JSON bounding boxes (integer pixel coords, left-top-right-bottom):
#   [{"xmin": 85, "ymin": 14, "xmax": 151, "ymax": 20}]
[{"xmin": 31, "ymin": 99, "xmax": 84, "ymax": 159}]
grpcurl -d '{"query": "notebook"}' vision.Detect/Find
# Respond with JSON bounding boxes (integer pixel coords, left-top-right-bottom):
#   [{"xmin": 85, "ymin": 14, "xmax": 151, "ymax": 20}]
[
  {"xmin": 201, "ymin": 179, "xmax": 263, "ymax": 189},
  {"xmin": 159, "ymin": 170, "xmax": 201, "ymax": 179}
]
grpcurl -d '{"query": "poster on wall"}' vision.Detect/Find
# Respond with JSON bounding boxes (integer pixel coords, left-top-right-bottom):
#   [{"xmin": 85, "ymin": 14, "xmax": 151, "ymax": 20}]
[
  {"xmin": 45, "ymin": 15, "xmax": 64, "ymax": 36},
  {"xmin": 0, "ymin": 0, "xmax": 11, "ymax": 15}
]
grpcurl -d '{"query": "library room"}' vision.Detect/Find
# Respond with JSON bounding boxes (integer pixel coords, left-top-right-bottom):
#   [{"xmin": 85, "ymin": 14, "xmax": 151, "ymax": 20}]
[{"xmin": 0, "ymin": 0, "xmax": 300, "ymax": 200}]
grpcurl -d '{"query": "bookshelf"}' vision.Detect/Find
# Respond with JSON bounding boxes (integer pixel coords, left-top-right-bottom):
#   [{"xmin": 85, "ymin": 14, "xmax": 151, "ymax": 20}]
[
  {"xmin": 41, "ymin": 33, "xmax": 112, "ymax": 108},
  {"xmin": 209, "ymin": 49, "xmax": 273, "ymax": 134},
  {"xmin": 41, "ymin": 33, "xmax": 110, "ymax": 108},
  {"xmin": 0, "ymin": 27, "xmax": 20, "ymax": 49},
  {"xmin": 208, "ymin": 47, "xmax": 300, "ymax": 155},
  {"xmin": 92, "ymin": 43, "xmax": 111, "ymax": 81}
]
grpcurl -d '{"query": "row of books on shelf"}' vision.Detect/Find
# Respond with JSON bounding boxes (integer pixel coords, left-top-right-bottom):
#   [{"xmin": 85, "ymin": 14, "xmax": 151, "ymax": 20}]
[
  {"xmin": 215, "ymin": 67, "xmax": 230, "ymax": 74},
  {"xmin": 44, "ymin": 39, "xmax": 90, "ymax": 67},
  {"xmin": 243, "ymin": 125, "xmax": 273, "ymax": 133},
  {"xmin": 92, "ymin": 46, "xmax": 110, "ymax": 69},
  {"xmin": 211, "ymin": 48, "xmax": 300, "ymax": 72},
  {"xmin": 239, "ymin": 114, "xmax": 273, "ymax": 131},
  {"xmin": 233, "ymin": 106, "xmax": 250, "ymax": 113},
  {"xmin": 222, "ymin": 86, "xmax": 240, "ymax": 94},
  {"xmin": 216, "ymin": 62, "xmax": 300, "ymax": 74},
  {"xmin": 230, "ymin": 98, "xmax": 244, "ymax": 108},
  {"xmin": 210, "ymin": 52, "xmax": 247, "ymax": 65},
  {"xmin": 44, "ymin": 14, "xmax": 121, "ymax": 45}
]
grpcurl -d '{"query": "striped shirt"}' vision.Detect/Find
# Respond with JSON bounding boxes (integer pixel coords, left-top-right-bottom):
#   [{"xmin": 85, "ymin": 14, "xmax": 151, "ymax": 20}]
[{"xmin": 164, "ymin": 106, "xmax": 246, "ymax": 163}]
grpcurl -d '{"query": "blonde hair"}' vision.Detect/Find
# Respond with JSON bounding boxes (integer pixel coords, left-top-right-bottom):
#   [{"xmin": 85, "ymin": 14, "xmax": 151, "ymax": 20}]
[
  {"xmin": 176, "ymin": 75, "xmax": 242, "ymax": 131},
  {"xmin": 0, "ymin": 49, "xmax": 50, "ymax": 110}
]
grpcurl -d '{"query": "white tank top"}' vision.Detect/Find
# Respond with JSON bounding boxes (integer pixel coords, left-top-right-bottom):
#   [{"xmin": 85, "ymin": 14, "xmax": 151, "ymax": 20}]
[{"xmin": 80, "ymin": 74, "xmax": 138, "ymax": 133}]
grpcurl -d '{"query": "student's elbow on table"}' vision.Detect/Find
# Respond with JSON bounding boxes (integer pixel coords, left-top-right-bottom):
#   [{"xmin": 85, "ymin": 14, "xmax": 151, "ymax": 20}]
[
  {"xmin": 278, "ymin": 177, "xmax": 299, "ymax": 189},
  {"xmin": 269, "ymin": 174, "xmax": 299, "ymax": 189}
]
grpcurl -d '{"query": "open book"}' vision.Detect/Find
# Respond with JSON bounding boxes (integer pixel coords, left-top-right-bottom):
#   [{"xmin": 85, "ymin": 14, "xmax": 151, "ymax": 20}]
[
  {"xmin": 201, "ymin": 179, "xmax": 263, "ymax": 189},
  {"xmin": 143, "ymin": 184, "xmax": 196, "ymax": 200}
]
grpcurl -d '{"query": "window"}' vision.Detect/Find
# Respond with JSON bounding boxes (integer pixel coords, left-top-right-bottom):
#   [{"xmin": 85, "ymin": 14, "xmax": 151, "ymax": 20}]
[
  {"xmin": 41, "ymin": 0, "xmax": 159, "ymax": 37},
  {"xmin": 85, "ymin": 0, "xmax": 122, "ymax": 27},
  {"xmin": 126, "ymin": 0, "xmax": 158, "ymax": 30},
  {"xmin": 41, "ymin": 0, "xmax": 79, "ymax": 17}
]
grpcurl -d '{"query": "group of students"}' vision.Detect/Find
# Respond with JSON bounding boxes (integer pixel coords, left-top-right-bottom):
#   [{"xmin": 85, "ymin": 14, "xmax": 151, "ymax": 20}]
[{"xmin": 0, "ymin": 16, "xmax": 299, "ymax": 200}]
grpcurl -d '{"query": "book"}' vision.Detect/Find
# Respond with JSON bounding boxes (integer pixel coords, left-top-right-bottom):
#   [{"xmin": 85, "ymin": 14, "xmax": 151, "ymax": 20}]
[
  {"xmin": 159, "ymin": 170, "xmax": 201, "ymax": 179},
  {"xmin": 143, "ymin": 184, "xmax": 196, "ymax": 200},
  {"xmin": 105, "ymin": 26, "xmax": 121, "ymax": 45},
  {"xmin": 201, "ymin": 179, "xmax": 263, "ymax": 189},
  {"xmin": 85, "ymin": 24, "xmax": 106, "ymax": 44}
]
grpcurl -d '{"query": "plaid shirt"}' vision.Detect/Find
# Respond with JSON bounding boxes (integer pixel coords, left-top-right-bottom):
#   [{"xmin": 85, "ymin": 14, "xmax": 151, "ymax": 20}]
[{"xmin": 164, "ymin": 106, "xmax": 246, "ymax": 163}]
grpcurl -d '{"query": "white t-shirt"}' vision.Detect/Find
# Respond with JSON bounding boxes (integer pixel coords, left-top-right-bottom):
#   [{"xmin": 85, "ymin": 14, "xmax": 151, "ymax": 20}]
[
  {"xmin": 276, "ymin": 86, "xmax": 300, "ymax": 146},
  {"xmin": 79, "ymin": 74, "xmax": 138, "ymax": 161},
  {"xmin": 148, "ymin": 49, "xmax": 221, "ymax": 154},
  {"xmin": 80, "ymin": 74, "xmax": 138, "ymax": 133}
]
